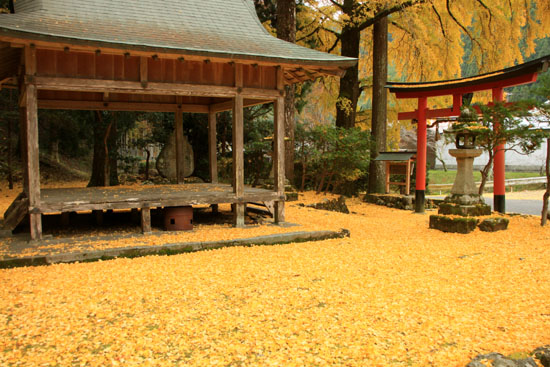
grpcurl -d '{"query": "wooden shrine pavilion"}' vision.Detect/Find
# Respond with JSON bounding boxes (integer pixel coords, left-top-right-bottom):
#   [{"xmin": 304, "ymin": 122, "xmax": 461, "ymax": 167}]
[
  {"xmin": 0, "ymin": 0, "xmax": 356, "ymax": 240},
  {"xmin": 388, "ymin": 55, "xmax": 550, "ymax": 213}
]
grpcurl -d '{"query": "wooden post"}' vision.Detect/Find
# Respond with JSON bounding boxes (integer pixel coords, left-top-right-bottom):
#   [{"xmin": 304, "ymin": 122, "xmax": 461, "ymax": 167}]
[
  {"xmin": 141, "ymin": 207, "xmax": 152, "ymax": 233},
  {"xmin": 24, "ymin": 45, "xmax": 42, "ymax": 239},
  {"xmin": 233, "ymin": 64, "xmax": 245, "ymax": 227},
  {"xmin": 7, "ymin": 111, "xmax": 13, "ymax": 189},
  {"xmin": 208, "ymin": 111, "xmax": 219, "ymax": 214},
  {"xmin": 415, "ymin": 97, "xmax": 427, "ymax": 213},
  {"xmin": 405, "ymin": 159, "xmax": 411, "ymax": 196},
  {"xmin": 385, "ymin": 161, "xmax": 390, "ymax": 194},
  {"xmin": 208, "ymin": 111, "xmax": 218, "ymax": 184},
  {"xmin": 60, "ymin": 212, "xmax": 70, "ymax": 227},
  {"xmin": 175, "ymin": 106, "xmax": 185, "ymax": 184},
  {"xmin": 274, "ymin": 67, "xmax": 285, "ymax": 223},
  {"xmin": 492, "ymin": 87, "xmax": 506, "ymax": 213}
]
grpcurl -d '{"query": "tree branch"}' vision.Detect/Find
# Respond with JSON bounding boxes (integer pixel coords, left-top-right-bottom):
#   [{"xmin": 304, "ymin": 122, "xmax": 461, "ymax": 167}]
[
  {"xmin": 356, "ymin": 0, "xmax": 427, "ymax": 32},
  {"xmin": 296, "ymin": 25, "xmax": 322, "ymax": 42},
  {"xmin": 328, "ymin": 0, "xmax": 343, "ymax": 10},
  {"xmin": 431, "ymin": 5, "xmax": 448, "ymax": 40},
  {"xmin": 446, "ymin": 0, "xmax": 483, "ymax": 51}
]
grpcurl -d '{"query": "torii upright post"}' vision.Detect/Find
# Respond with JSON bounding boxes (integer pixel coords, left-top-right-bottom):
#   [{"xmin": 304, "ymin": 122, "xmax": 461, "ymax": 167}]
[
  {"xmin": 415, "ymin": 97, "xmax": 428, "ymax": 213},
  {"xmin": 492, "ymin": 87, "xmax": 506, "ymax": 213}
]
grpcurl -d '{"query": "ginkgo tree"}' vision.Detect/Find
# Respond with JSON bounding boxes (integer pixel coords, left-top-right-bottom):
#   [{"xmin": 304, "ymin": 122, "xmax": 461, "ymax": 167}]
[
  {"xmin": 304, "ymin": 0, "xmax": 550, "ymax": 128},
  {"xmin": 299, "ymin": 0, "xmax": 550, "ymax": 193}
]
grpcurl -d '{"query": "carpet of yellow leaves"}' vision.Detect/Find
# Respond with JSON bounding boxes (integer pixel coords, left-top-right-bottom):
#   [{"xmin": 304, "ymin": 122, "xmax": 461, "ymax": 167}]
[{"xmin": 1, "ymin": 188, "xmax": 549, "ymax": 366}]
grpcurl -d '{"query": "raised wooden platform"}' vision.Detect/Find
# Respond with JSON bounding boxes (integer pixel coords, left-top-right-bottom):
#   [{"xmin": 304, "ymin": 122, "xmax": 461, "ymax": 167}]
[{"xmin": 3, "ymin": 184, "xmax": 283, "ymax": 233}]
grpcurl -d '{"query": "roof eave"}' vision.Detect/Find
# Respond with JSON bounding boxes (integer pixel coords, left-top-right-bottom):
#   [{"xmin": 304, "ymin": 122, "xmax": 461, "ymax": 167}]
[{"xmin": 0, "ymin": 28, "xmax": 357, "ymax": 70}]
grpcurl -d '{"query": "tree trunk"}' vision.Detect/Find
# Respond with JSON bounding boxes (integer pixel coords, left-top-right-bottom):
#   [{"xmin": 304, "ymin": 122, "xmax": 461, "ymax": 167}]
[
  {"xmin": 541, "ymin": 138, "xmax": 550, "ymax": 226},
  {"xmin": 368, "ymin": 16, "xmax": 388, "ymax": 193},
  {"xmin": 335, "ymin": 26, "xmax": 361, "ymax": 128},
  {"xmin": 88, "ymin": 111, "xmax": 113, "ymax": 187},
  {"xmin": 277, "ymin": 0, "xmax": 296, "ymax": 185},
  {"xmin": 478, "ymin": 154, "xmax": 494, "ymax": 196}
]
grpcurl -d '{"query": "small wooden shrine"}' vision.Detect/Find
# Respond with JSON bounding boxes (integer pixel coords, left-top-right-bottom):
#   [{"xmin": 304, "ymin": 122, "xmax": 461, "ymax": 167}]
[
  {"xmin": 374, "ymin": 151, "xmax": 416, "ymax": 195},
  {"xmin": 0, "ymin": 0, "xmax": 356, "ymax": 239}
]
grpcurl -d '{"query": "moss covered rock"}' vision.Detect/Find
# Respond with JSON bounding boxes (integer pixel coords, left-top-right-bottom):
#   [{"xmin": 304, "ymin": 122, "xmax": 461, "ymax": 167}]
[
  {"xmin": 429, "ymin": 215, "xmax": 479, "ymax": 234},
  {"xmin": 478, "ymin": 217, "xmax": 509, "ymax": 232}
]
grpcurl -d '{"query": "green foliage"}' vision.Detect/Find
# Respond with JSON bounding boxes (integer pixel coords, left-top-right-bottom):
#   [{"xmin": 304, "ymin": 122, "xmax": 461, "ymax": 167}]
[
  {"xmin": 295, "ymin": 124, "xmax": 371, "ymax": 195},
  {"xmin": 476, "ymin": 102, "xmax": 548, "ymax": 155},
  {"xmin": 244, "ymin": 110, "xmax": 273, "ymax": 186},
  {"xmin": 469, "ymin": 101, "xmax": 550, "ymax": 194}
]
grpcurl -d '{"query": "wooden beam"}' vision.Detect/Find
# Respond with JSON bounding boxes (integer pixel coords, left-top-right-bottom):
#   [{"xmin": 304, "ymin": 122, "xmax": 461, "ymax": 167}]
[
  {"xmin": 24, "ymin": 44, "xmax": 42, "ymax": 239},
  {"xmin": 140, "ymin": 56, "xmax": 148, "ymax": 87},
  {"xmin": 209, "ymin": 98, "xmax": 272, "ymax": 113},
  {"xmin": 38, "ymin": 99, "xmax": 209, "ymax": 113},
  {"xmin": 233, "ymin": 93, "xmax": 245, "ymax": 227},
  {"xmin": 2, "ymin": 37, "xmax": 356, "ymax": 71},
  {"xmin": 208, "ymin": 111, "xmax": 218, "ymax": 184},
  {"xmin": 276, "ymin": 66, "xmax": 285, "ymax": 92},
  {"xmin": 31, "ymin": 76, "xmax": 280, "ymax": 99},
  {"xmin": 274, "ymin": 95, "xmax": 285, "ymax": 223},
  {"xmin": 175, "ymin": 106, "xmax": 185, "ymax": 184},
  {"xmin": 397, "ymin": 107, "xmax": 459, "ymax": 121},
  {"xmin": 235, "ymin": 63, "xmax": 243, "ymax": 88}
]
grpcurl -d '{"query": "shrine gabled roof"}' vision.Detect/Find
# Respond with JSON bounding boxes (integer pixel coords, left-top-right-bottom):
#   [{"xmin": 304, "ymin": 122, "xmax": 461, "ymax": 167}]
[
  {"xmin": 374, "ymin": 152, "xmax": 416, "ymax": 162},
  {"xmin": 387, "ymin": 55, "xmax": 550, "ymax": 98},
  {"xmin": 0, "ymin": 0, "xmax": 356, "ymax": 69}
]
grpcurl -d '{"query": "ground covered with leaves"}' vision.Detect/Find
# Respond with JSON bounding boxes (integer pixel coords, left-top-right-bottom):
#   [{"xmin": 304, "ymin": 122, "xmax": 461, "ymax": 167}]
[{"xmin": 1, "ymin": 188, "xmax": 549, "ymax": 366}]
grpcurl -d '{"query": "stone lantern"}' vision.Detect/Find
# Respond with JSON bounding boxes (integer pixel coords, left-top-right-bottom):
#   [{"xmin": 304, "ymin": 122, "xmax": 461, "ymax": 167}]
[
  {"xmin": 429, "ymin": 105, "xmax": 491, "ymax": 233},
  {"xmin": 445, "ymin": 105, "xmax": 486, "ymax": 205}
]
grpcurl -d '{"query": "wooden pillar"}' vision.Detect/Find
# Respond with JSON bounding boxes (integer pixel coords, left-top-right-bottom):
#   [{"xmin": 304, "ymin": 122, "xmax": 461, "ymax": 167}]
[
  {"xmin": 415, "ymin": 97, "xmax": 427, "ymax": 213},
  {"xmin": 23, "ymin": 45, "xmax": 42, "ymax": 239},
  {"xmin": 385, "ymin": 161, "xmax": 390, "ymax": 194},
  {"xmin": 208, "ymin": 111, "xmax": 218, "ymax": 184},
  {"xmin": 274, "ymin": 67, "xmax": 285, "ymax": 223},
  {"xmin": 141, "ymin": 207, "xmax": 152, "ymax": 234},
  {"xmin": 175, "ymin": 107, "xmax": 185, "ymax": 184},
  {"xmin": 208, "ymin": 111, "xmax": 219, "ymax": 214},
  {"xmin": 274, "ymin": 95, "xmax": 286, "ymax": 223},
  {"xmin": 405, "ymin": 160, "xmax": 412, "ymax": 196},
  {"xmin": 233, "ymin": 64, "xmax": 245, "ymax": 227},
  {"xmin": 492, "ymin": 87, "xmax": 506, "ymax": 213}
]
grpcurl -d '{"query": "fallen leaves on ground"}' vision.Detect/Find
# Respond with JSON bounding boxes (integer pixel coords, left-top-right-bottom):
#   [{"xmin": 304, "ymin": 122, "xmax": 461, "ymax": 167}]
[{"xmin": 0, "ymin": 191, "xmax": 549, "ymax": 366}]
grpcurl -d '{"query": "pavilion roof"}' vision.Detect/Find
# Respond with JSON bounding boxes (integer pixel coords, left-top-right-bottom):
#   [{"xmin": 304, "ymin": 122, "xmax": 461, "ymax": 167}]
[
  {"xmin": 388, "ymin": 55, "xmax": 550, "ymax": 98},
  {"xmin": 0, "ymin": 0, "xmax": 356, "ymax": 69}
]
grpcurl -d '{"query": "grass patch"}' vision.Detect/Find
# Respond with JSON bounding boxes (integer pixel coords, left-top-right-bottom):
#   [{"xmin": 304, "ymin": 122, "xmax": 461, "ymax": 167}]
[{"xmin": 428, "ymin": 170, "xmax": 541, "ymax": 185}]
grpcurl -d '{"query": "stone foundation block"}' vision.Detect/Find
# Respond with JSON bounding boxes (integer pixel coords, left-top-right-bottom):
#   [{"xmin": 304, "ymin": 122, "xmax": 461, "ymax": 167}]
[
  {"xmin": 429, "ymin": 215, "xmax": 479, "ymax": 234},
  {"xmin": 478, "ymin": 217, "xmax": 509, "ymax": 232},
  {"xmin": 438, "ymin": 202, "xmax": 491, "ymax": 217}
]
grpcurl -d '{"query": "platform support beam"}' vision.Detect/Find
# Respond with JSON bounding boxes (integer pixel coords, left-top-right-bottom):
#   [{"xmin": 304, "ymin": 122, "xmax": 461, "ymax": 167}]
[
  {"xmin": 22, "ymin": 45, "xmax": 42, "ymax": 240},
  {"xmin": 274, "ymin": 95, "xmax": 285, "ymax": 223},
  {"xmin": 141, "ymin": 207, "xmax": 152, "ymax": 233},
  {"xmin": 233, "ymin": 64, "xmax": 245, "ymax": 227},
  {"xmin": 208, "ymin": 111, "xmax": 219, "ymax": 214}
]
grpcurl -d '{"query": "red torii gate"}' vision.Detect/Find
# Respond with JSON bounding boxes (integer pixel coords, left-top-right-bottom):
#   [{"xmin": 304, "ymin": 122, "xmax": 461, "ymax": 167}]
[{"xmin": 388, "ymin": 55, "xmax": 550, "ymax": 214}]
